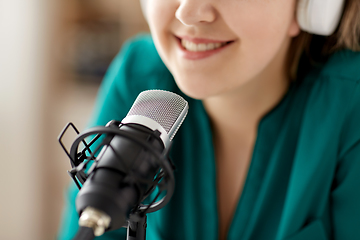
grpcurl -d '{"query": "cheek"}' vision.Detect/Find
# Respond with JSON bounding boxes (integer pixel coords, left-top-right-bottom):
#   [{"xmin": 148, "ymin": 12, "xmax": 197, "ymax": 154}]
[
  {"xmin": 225, "ymin": 0, "xmax": 296, "ymax": 39},
  {"xmin": 224, "ymin": 2, "xmax": 295, "ymax": 66},
  {"xmin": 146, "ymin": 1, "xmax": 177, "ymax": 55}
]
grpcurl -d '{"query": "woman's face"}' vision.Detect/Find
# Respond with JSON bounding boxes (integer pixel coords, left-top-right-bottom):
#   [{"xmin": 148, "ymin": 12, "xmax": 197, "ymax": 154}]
[{"xmin": 144, "ymin": 0, "xmax": 300, "ymax": 99}]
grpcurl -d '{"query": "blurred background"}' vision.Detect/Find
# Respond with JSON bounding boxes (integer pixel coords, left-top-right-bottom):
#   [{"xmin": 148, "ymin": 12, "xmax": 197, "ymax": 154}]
[{"xmin": 0, "ymin": 0, "xmax": 148, "ymax": 239}]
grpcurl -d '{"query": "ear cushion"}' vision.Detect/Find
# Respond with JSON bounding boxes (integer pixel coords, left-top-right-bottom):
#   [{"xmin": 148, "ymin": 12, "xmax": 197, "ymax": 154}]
[{"xmin": 297, "ymin": 0, "xmax": 346, "ymax": 36}]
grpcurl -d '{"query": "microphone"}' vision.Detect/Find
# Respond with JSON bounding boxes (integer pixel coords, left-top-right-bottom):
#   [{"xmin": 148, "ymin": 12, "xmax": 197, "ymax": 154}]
[{"xmin": 58, "ymin": 90, "xmax": 188, "ymax": 239}]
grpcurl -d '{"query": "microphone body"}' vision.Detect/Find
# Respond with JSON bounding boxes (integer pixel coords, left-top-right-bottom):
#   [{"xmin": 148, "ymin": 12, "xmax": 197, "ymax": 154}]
[{"xmin": 76, "ymin": 124, "xmax": 164, "ymax": 231}]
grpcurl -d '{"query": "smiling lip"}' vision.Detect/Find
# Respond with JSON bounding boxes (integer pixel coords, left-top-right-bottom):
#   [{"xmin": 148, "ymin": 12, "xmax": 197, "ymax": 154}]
[{"xmin": 175, "ymin": 36, "xmax": 234, "ymax": 60}]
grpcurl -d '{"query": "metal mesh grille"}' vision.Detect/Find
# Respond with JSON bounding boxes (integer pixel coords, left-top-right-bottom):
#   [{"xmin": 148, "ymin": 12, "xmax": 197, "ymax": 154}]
[{"xmin": 126, "ymin": 90, "xmax": 188, "ymax": 134}]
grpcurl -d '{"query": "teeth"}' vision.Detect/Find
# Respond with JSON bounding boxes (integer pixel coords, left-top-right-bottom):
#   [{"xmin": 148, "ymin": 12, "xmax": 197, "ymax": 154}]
[{"xmin": 181, "ymin": 39, "xmax": 227, "ymax": 52}]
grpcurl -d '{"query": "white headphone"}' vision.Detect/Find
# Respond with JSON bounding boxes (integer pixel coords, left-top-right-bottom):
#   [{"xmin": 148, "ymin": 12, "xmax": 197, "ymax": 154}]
[
  {"xmin": 140, "ymin": 0, "xmax": 346, "ymax": 36},
  {"xmin": 297, "ymin": 0, "xmax": 346, "ymax": 36}
]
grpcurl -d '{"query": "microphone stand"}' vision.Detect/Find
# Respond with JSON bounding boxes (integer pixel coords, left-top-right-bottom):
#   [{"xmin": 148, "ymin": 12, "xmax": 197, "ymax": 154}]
[{"xmin": 127, "ymin": 215, "xmax": 147, "ymax": 240}]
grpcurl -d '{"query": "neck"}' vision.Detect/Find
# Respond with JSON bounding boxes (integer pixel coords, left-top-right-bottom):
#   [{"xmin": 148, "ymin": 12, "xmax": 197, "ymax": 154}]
[{"xmin": 203, "ymin": 74, "xmax": 289, "ymax": 134}]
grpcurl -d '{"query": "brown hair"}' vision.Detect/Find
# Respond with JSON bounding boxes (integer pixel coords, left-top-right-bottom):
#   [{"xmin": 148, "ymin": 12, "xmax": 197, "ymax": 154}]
[{"xmin": 289, "ymin": 0, "xmax": 360, "ymax": 80}]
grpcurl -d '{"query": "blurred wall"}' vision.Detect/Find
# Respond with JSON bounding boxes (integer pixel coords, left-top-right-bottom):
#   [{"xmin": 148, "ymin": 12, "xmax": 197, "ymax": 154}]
[
  {"xmin": 0, "ymin": 0, "xmax": 54, "ymax": 239},
  {"xmin": 0, "ymin": 0, "xmax": 148, "ymax": 239}
]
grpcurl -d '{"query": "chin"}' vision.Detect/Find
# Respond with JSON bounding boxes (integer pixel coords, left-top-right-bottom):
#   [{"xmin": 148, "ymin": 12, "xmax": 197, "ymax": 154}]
[
  {"xmin": 173, "ymin": 76, "xmax": 220, "ymax": 100},
  {"xmin": 172, "ymin": 69, "xmax": 246, "ymax": 100},
  {"xmin": 179, "ymin": 88, "xmax": 208, "ymax": 100}
]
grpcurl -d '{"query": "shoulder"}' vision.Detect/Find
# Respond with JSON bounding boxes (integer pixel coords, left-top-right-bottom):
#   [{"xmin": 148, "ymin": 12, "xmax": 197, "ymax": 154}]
[
  {"xmin": 320, "ymin": 49, "xmax": 360, "ymax": 81},
  {"xmin": 300, "ymin": 49, "xmax": 360, "ymax": 158},
  {"xmin": 320, "ymin": 50, "xmax": 360, "ymax": 156}
]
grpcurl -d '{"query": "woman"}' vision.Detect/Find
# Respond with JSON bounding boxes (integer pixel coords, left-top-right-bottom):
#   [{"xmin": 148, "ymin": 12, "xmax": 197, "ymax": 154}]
[{"xmin": 59, "ymin": 0, "xmax": 360, "ymax": 239}]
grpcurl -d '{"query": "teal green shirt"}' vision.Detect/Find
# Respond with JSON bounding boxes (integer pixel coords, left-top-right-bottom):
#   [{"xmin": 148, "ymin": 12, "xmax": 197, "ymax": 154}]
[{"xmin": 58, "ymin": 34, "xmax": 360, "ymax": 240}]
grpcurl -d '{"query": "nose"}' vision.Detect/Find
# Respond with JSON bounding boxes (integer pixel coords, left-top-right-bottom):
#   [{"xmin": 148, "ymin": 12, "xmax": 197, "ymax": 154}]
[{"xmin": 175, "ymin": 0, "xmax": 217, "ymax": 26}]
